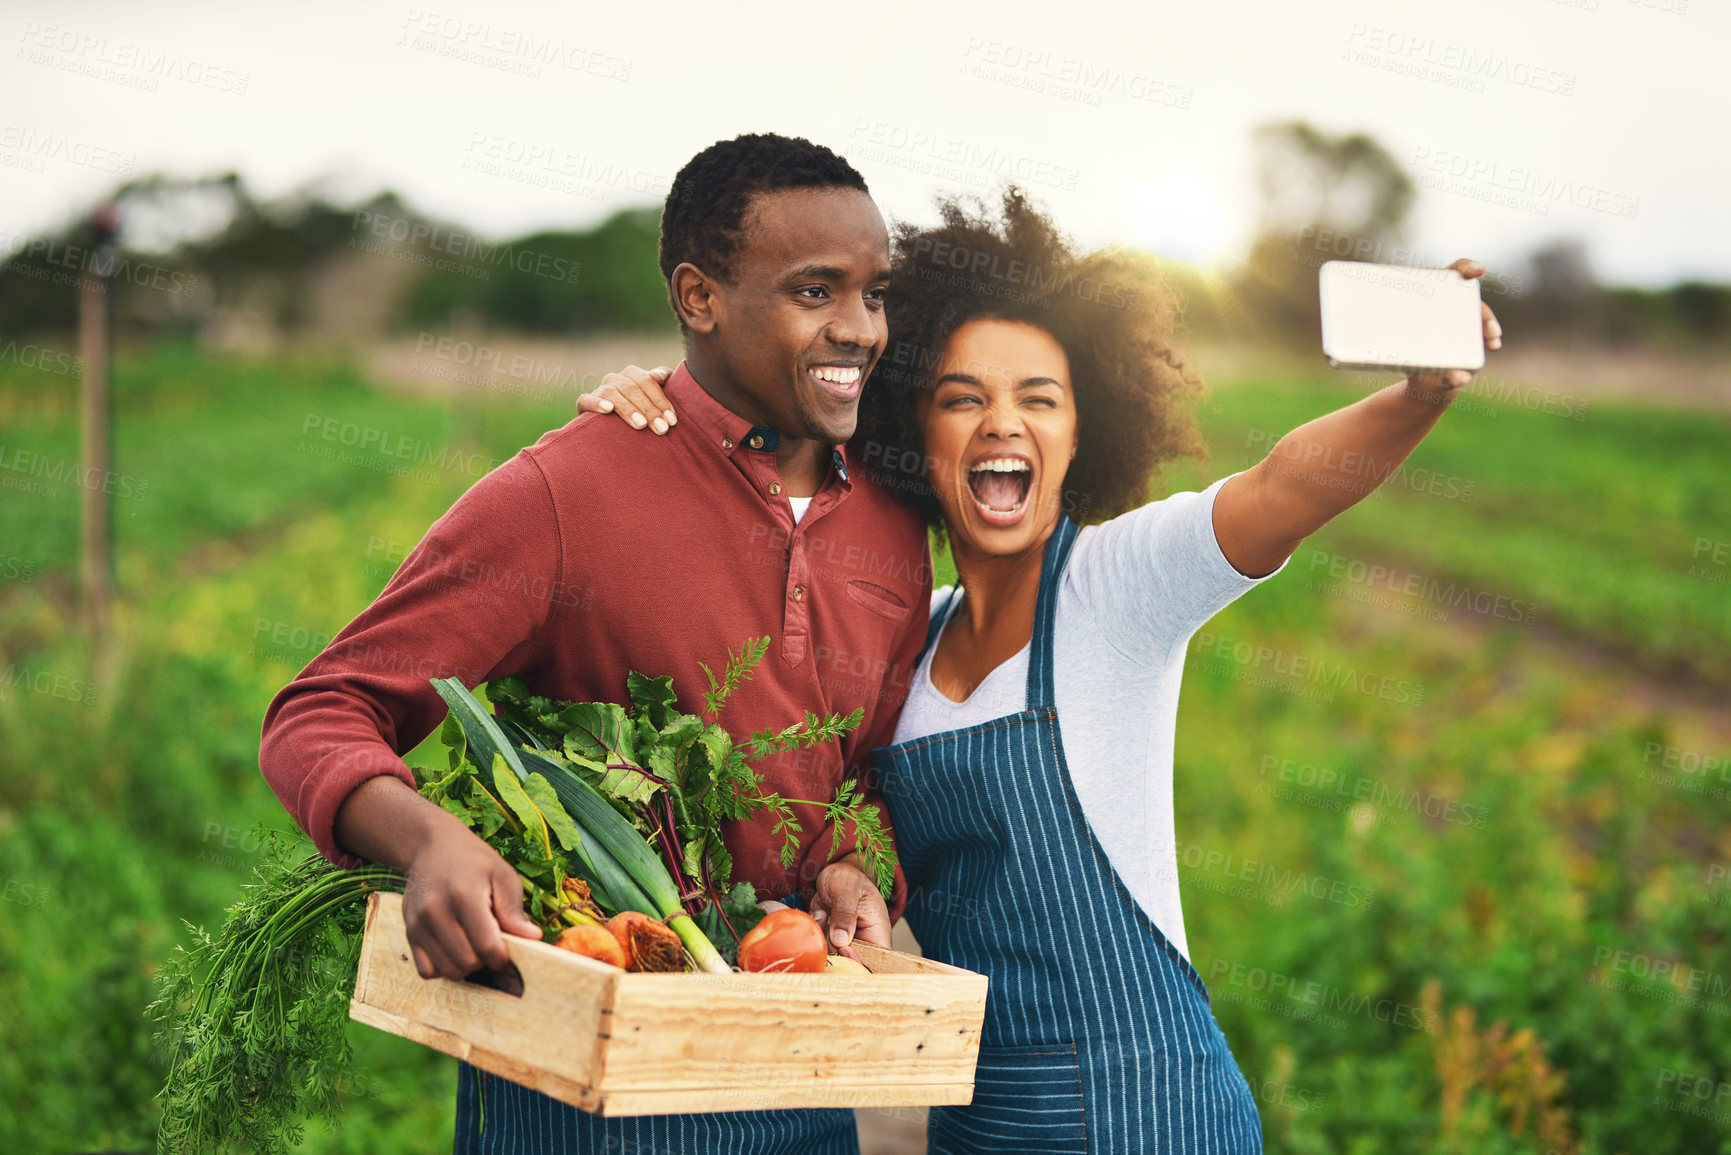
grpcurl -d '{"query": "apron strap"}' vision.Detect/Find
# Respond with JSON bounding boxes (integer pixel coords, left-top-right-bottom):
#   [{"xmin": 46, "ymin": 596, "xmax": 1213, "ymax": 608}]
[{"xmin": 1025, "ymin": 515, "xmax": 1081, "ymax": 713}]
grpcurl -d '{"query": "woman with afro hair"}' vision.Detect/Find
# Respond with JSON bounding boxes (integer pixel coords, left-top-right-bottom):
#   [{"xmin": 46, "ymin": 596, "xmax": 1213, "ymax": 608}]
[{"xmin": 586, "ymin": 185, "xmax": 1501, "ymax": 1153}]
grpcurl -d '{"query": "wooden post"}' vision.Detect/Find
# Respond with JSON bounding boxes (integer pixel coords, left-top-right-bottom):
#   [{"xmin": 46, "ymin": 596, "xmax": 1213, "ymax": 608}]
[{"xmin": 79, "ymin": 203, "xmax": 118, "ymax": 647}]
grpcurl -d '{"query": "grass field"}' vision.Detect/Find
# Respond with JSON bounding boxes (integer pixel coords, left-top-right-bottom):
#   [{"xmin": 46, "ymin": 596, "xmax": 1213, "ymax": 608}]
[{"xmin": 1, "ymin": 342, "xmax": 1728, "ymax": 1154}]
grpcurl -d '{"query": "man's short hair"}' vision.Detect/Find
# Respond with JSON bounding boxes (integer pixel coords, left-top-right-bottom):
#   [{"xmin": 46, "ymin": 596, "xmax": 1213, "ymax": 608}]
[{"xmin": 658, "ymin": 133, "xmax": 870, "ymax": 305}]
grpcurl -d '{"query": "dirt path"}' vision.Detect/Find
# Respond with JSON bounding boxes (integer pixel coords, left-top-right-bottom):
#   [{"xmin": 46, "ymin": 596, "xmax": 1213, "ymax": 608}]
[
  {"xmin": 367, "ymin": 332, "xmax": 686, "ymax": 404},
  {"xmin": 366, "ymin": 331, "xmax": 1731, "ymax": 418},
  {"xmin": 1187, "ymin": 341, "xmax": 1731, "ymax": 413}
]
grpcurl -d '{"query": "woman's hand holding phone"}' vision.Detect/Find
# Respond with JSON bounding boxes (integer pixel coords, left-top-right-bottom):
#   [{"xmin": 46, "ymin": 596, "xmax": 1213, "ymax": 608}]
[{"xmin": 1414, "ymin": 259, "xmax": 1503, "ymax": 390}]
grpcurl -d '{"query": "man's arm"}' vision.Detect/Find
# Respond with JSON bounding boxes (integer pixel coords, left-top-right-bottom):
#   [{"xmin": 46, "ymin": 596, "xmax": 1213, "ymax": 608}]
[
  {"xmin": 334, "ymin": 776, "xmax": 543, "ymax": 977},
  {"xmin": 259, "ymin": 452, "xmax": 562, "ymax": 979},
  {"xmin": 1214, "ymin": 259, "xmax": 1503, "ymax": 577}
]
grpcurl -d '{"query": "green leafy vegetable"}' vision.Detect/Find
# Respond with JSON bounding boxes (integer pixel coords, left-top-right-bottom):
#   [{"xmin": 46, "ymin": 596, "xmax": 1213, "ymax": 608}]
[
  {"xmin": 524, "ymin": 772, "xmax": 584, "ymax": 853},
  {"xmin": 492, "ymin": 638, "xmax": 898, "ymax": 912}
]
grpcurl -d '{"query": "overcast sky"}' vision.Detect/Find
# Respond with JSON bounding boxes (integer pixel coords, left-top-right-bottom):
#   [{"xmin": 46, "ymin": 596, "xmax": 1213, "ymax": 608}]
[{"xmin": 3, "ymin": 0, "xmax": 1722, "ymax": 287}]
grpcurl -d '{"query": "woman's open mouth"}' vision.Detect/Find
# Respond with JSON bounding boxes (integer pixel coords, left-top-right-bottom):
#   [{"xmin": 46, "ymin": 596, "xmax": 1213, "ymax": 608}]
[
  {"xmin": 808, "ymin": 363, "xmax": 864, "ymax": 403},
  {"xmin": 966, "ymin": 455, "xmax": 1033, "ymax": 527}
]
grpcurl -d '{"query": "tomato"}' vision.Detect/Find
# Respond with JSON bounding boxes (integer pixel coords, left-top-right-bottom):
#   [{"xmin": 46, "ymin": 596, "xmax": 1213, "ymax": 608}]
[{"xmin": 737, "ymin": 908, "xmax": 827, "ymax": 973}]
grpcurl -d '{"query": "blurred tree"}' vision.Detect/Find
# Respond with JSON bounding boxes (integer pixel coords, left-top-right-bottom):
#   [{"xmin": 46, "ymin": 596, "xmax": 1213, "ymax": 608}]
[
  {"xmin": 401, "ymin": 207, "xmax": 670, "ymax": 334},
  {"xmin": 1600, "ymin": 279, "xmax": 1731, "ymax": 349},
  {"xmin": 0, "ymin": 173, "xmax": 359, "ymax": 344},
  {"xmin": 8, "ymin": 139, "xmax": 1725, "ymax": 352},
  {"xmin": 1523, "ymin": 238, "xmax": 1599, "ymax": 336},
  {"xmin": 1237, "ymin": 120, "xmax": 1416, "ymax": 341},
  {"xmin": 1665, "ymin": 281, "xmax": 1731, "ymax": 339},
  {"xmin": 1485, "ymin": 239, "xmax": 1710, "ymax": 351}
]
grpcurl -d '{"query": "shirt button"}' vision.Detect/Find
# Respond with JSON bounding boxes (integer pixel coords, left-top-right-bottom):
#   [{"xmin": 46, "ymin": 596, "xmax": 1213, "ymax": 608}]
[
  {"xmin": 769, "ymin": 482, "xmax": 782, "ymax": 495},
  {"xmin": 749, "ymin": 434, "xmax": 765, "ymax": 449},
  {"xmin": 721, "ymin": 437, "xmax": 733, "ymax": 450},
  {"xmin": 791, "ymin": 585, "xmax": 804, "ymax": 601}
]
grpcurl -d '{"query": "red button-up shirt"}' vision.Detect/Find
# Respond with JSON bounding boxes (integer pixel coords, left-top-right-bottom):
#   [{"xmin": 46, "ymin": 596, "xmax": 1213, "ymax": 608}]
[{"xmin": 259, "ymin": 363, "xmax": 932, "ymax": 916}]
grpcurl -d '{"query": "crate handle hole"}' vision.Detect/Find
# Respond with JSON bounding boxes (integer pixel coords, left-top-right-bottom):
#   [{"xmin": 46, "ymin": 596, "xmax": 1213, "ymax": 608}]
[{"xmin": 464, "ymin": 961, "xmax": 525, "ymax": 998}]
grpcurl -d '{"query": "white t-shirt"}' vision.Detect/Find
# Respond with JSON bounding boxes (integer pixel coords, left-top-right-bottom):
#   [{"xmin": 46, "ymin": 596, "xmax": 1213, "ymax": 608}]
[
  {"xmin": 789, "ymin": 495, "xmax": 812, "ymax": 524},
  {"xmin": 890, "ymin": 475, "xmax": 1283, "ymax": 962}
]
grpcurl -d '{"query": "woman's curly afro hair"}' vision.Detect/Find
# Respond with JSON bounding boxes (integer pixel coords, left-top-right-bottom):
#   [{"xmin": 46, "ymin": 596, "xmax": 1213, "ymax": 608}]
[{"xmin": 850, "ymin": 187, "xmax": 1206, "ymax": 529}]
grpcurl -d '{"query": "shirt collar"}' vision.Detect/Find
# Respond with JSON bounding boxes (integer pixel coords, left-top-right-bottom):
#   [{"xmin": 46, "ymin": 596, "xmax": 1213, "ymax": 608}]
[{"xmin": 665, "ymin": 361, "xmax": 851, "ymax": 487}]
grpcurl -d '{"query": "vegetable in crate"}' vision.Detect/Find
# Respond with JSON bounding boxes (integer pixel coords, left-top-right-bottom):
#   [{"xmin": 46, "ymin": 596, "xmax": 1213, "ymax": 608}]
[
  {"xmin": 426, "ymin": 674, "xmax": 731, "ymax": 974},
  {"xmin": 479, "ymin": 635, "xmax": 899, "ymax": 961},
  {"xmin": 737, "ymin": 908, "xmax": 829, "ymax": 974},
  {"xmin": 557, "ymin": 925, "xmax": 628, "ymax": 968},
  {"xmin": 824, "ymin": 953, "xmax": 871, "ymax": 974},
  {"xmin": 150, "ymin": 639, "xmax": 901, "ymax": 1155},
  {"xmin": 607, "ymin": 911, "xmax": 685, "ymax": 972}
]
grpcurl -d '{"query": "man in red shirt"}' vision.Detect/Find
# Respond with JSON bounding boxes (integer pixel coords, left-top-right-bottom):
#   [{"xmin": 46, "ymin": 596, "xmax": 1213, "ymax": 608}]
[{"xmin": 259, "ymin": 134, "xmax": 931, "ymax": 1153}]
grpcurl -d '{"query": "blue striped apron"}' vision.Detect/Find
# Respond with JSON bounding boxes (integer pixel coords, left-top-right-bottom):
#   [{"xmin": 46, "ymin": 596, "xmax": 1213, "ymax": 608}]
[
  {"xmin": 453, "ymin": 1064, "xmax": 858, "ymax": 1153},
  {"xmin": 873, "ymin": 515, "xmax": 1263, "ymax": 1153}
]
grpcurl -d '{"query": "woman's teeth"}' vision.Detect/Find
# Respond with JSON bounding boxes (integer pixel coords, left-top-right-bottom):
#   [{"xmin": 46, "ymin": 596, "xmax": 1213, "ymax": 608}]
[{"xmin": 967, "ymin": 458, "xmax": 1032, "ymax": 514}]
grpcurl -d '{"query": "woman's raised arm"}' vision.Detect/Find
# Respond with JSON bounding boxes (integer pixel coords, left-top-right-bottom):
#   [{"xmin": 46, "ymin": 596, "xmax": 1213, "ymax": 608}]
[{"xmin": 1213, "ymin": 258, "xmax": 1503, "ymax": 578}]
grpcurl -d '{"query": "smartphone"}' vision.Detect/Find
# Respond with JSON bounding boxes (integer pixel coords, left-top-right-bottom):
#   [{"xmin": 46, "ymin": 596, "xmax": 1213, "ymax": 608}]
[{"xmin": 1318, "ymin": 261, "xmax": 1484, "ymax": 373}]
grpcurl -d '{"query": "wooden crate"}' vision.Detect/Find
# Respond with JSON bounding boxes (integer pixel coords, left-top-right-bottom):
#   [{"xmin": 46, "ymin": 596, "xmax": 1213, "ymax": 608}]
[{"xmin": 350, "ymin": 892, "xmax": 988, "ymax": 1115}]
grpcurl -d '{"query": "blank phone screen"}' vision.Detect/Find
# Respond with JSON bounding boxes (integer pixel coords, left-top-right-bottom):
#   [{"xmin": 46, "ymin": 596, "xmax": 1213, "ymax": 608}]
[{"xmin": 1319, "ymin": 261, "xmax": 1484, "ymax": 372}]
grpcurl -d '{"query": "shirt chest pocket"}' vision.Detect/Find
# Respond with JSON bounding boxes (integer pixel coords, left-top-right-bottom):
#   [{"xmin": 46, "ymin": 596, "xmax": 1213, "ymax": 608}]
[
  {"xmin": 843, "ymin": 578, "xmax": 910, "ymax": 621},
  {"xmin": 807, "ymin": 579, "xmax": 915, "ymax": 711}
]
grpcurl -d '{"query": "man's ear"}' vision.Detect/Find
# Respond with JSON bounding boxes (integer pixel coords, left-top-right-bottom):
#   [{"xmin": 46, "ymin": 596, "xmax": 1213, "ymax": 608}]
[{"xmin": 669, "ymin": 263, "xmax": 719, "ymax": 335}]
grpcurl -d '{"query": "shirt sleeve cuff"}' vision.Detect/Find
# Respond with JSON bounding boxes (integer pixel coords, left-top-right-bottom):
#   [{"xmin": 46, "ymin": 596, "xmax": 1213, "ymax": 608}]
[{"xmin": 300, "ymin": 750, "xmax": 418, "ymax": 868}]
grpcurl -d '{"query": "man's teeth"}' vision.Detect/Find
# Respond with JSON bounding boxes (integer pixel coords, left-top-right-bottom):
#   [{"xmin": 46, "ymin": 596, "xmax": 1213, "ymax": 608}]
[
  {"xmin": 969, "ymin": 459, "xmax": 1031, "ymax": 474},
  {"xmin": 812, "ymin": 366, "xmax": 861, "ymax": 385}
]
